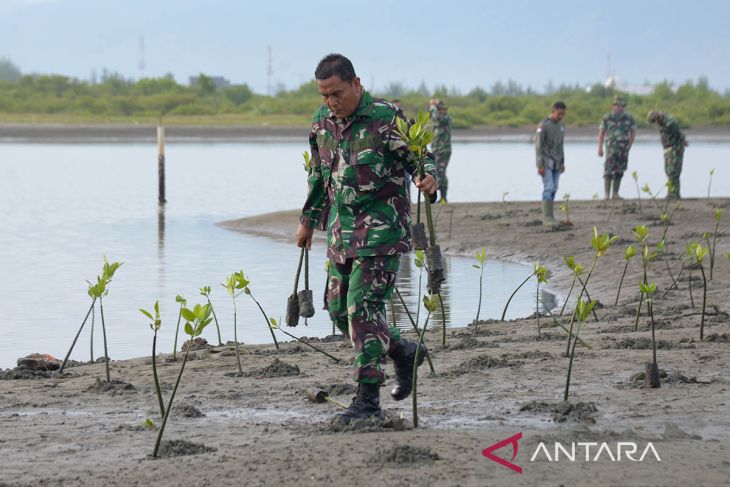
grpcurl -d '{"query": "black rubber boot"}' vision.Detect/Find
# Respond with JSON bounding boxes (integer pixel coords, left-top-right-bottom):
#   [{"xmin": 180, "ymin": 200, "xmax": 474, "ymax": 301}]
[
  {"xmin": 389, "ymin": 338, "xmax": 428, "ymax": 401},
  {"xmin": 335, "ymin": 383, "xmax": 383, "ymax": 424}
]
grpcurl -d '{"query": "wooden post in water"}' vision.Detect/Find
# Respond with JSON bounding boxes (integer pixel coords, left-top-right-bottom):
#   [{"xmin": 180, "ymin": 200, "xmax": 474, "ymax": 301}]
[{"xmin": 157, "ymin": 125, "xmax": 166, "ymax": 205}]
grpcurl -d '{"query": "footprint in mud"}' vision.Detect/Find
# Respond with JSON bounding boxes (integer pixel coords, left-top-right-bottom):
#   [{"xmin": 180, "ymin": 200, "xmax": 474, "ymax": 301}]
[
  {"xmin": 519, "ymin": 400, "xmax": 598, "ymax": 424},
  {"xmin": 368, "ymin": 444, "xmax": 440, "ymax": 465},
  {"xmin": 327, "ymin": 410, "xmax": 411, "ymax": 433},
  {"xmin": 152, "ymin": 439, "xmax": 217, "ymax": 458},
  {"xmin": 625, "ymin": 369, "xmax": 711, "ymax": 388},
  {"xmin": 87, "ymin": 378, "xmax": 136, "ymax": 395}
]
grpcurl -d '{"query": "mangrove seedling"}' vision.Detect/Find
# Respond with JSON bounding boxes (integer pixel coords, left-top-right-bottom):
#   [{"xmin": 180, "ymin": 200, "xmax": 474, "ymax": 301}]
[
  {"xmin": 631, "ymin": 171, "xmax": 642, "ymax": 213},
  {"xmin": 502, "ymin": 191, "xmax": 509, "ymax": 203},
  {"xmin": 302, "ymin": 150, "xmax": 312, "ymax": 172},
  {"xmin": 709, "ymin": 208, "xmax": 724, "ymax": 280},
  {"xmin": 559, "ymin": 256, "xmax": 584, "ymax": 316},
  {"xmin": 140, "ymin": 301, "xmax": 165, "ymax": 418},
  {"xmin": 641, "ymin": 183, "xmax": 664, "ymax": 214},
  {"xmin": 707, "ymin": 168, "xmax": 715, "ymax": 198},
  {"xmin": 564, "ymin": 298, "xmax": 598, "ymax": 401},
  {"xmin": 564, "ymin": 227, "xmax": 618, "ymax": 356},
  {"xmin": 615, "ymin": 245, "xmax": 637, "ymax": 306},
  {"xmin": 413, "ymin": 294, "xmax": 438, "ymax": 428},
  {"xmin": 633, "ymin": 226, "xmax": 659, "ymax": 331},
  {"xmin": 534, "ymin": 263, "xmax": 549, "ymax": 335},
  {"xmin": 559, "ymin": 193, "xmax": 572, "ymax": 225},
  {"xmin": 394, "ymin": 286, "xmax": 436, "ymax": 375},
  {"xmin": 286, "ymin": 248, "xmax": 305, "ymax": 327},
  {"xmin": 152, "ymin": 303, "xmax": 212, "ymax": 458},
  {"xmin": 472, "ymin": 248, "xmax": 487, "ymax": 334},
  {"xmin": 240, "ymin": 273, "xmax": 280, "ymax": 350},
  {"xmin": 222, "ymin": 270, "xmax": 249, "ymax": 374},
  {"xmin": 500, "ymin": 269, "xmax": 533, "ymax": 322},
  {"xmin": 689, "ymin": 242, "xmax": 710, "ymax": 340},
  {"xmin": 268, "ymin": 318, "xmax": 341, "ymax": 363},
  {"xmin": 640, "ymin": 282, "xmax": 661, "ymax": 388},
  {"xmin": 199, "ymin": 286, "xmax": 223, "ymax": 346},
  {"xmin": 414, "ymin": 249, "xmax": 425, "ymax": 326},
  {"xmin": 85, "ymin": 257, "xmax": 123, "ymax": 382},
  {"xmin": 172, "ymin": 294, "xmax": 186, "ymax": 360}
]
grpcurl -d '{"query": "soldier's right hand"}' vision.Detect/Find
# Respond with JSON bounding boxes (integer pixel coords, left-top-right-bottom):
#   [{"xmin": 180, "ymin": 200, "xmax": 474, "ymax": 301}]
[
  {"xmin": 598, "ymin": 147, "xmax": 603, "ymax": 157},
  {"xmin": 537, "ymin": 167, "xmax": 545, "ymax": 176},
  {"xmin": 296, "ymin": 223, "xmax": 313, "ymax": 249}
]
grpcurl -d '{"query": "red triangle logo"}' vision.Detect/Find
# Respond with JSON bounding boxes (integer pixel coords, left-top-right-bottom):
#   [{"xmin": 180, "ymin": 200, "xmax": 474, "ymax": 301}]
[{"xmin": 482, "ymin": 432, "xmax": 523, "ymax": 474}]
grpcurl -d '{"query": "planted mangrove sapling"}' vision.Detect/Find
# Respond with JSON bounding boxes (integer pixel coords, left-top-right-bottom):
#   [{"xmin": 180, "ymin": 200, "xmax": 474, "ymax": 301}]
[
  {"xmin": 87, "ymin": 257, "xmax": 123, "ymax": 382},
  {"xmin": 640, "ymin": 282, "xmax": 661, "ymax": 388},
  {"xmin": 633, "ymin": 226, "xmax": 659, "ymax": 331},
  {"xmin": 564, "ymin": 298, "xmax": 598, "ymax": 401},
  {"xmin": 172, "ymin": 294, "xmax": 186, "ymax": 360},
  {"xmin": 615, "ymin": 245, "xmax": 636, "ymax": 306},
  {"xmin": 268, "ymin": 318, "xmax": 341, "ymax": 363},
  {"xmin": 240, "ymin": 273, "xmax": 280, "ymax": 350},
  {"xmin": 559, "ymin": 193, "xmax": 572, "ymax": 225},
  {"xmin": 631, "ymin": 171, "xmax": 642, "ymax": 213},
  {"xmin": 534, "ymin": 263, "xmax": 548, "ymax": 334},
  {"xmin": 199, "ymin": 286, "xmax": 223, "ymax": 346},
  {"xmin": 222, "ymin": 270, "xmax": 248, "ymax": 375},
  {"xmin": 710, "ymin": 208, "xmax": 724, "ymax": 280},
  {"xmin": 564, "ymin": 227, "xmax": 618, "ymax": 356},
  {"xmin": 559, "ymin": 256, "xmax": 584, "ymax": 316},
  {"xmin": 413, "ymin": 294, "xmax": 438, "ymax": 428},
  {"xmin": 140, "ymin": 301, "xmax": 165, "ymax": 417},
  {"xmin": 688, "ymin": 242, "xmax": 710, "ymax": 340},
  {"xmin": 414, "ymin": 249, "xmax": 425, "ymax": 326},
  {"xmin": 152, "ymin": 303, "xmax": 212, "ymax": 458},
  {"xmin": 472, "ymin": 248, "xmax": 487, "ymax": 334},
  {"xmin": 707, "ymin": 168, "xmax": 715, "ymax": 198}
]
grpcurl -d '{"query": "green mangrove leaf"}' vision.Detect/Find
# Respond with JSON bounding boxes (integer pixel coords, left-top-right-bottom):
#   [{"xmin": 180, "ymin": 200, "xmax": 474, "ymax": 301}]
[{"xmin": 625, "ymin": 245, "xmax": 636, "ymax": 260}]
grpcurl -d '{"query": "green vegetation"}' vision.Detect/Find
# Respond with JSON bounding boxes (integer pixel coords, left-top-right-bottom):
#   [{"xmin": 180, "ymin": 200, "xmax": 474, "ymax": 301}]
[
  {"xmin": 2, "ymin": 70, "xmax": 728, "ymax": 127},
  {"xmin": 139, "ymin": 301, "xmax": 165, "ymax": 418}
]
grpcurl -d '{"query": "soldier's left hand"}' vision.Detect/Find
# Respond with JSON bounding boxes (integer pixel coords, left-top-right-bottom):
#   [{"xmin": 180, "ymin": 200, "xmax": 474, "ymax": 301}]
[{"xmin": 414, "ymin": 174, "xmax": 437, "ymax": 195}]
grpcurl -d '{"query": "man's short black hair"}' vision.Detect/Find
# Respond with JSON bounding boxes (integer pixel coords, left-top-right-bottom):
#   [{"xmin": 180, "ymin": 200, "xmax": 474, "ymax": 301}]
[
  {"xmin": 315, "ymin": 54, "xmax": 356, "ymax": 82},
  {"xmin": 552, "ymin": 101, "xmax": 567, "ymax": 110}
]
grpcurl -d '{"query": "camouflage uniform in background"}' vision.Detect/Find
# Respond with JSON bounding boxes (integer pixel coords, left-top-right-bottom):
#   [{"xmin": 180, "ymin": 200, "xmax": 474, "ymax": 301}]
[
  {"xmin": 600, "ymin": 111, "xmax": 636, "ymax": 177},
  {"xmin": 301, "ymin": 91, "xmax": 437, "ymax": 384},
  {"xmin": 648, "ymin": 111, "xmax": 687, "ymax": 198},
  {"xmin": 429, "ymin": 103, "xmax": 452, "ymax": 200}
]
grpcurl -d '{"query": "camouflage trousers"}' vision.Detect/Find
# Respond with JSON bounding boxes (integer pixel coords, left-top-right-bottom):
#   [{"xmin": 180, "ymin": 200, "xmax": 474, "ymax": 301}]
[
  {"xmin": 326, "ymin": 254, "xmax": 401, "ymax": 384},
  {"xmin": 603, "ymin": 144, "xmax": 630, "ymax": 177},
  {"xmin": 664, "ymin": 146, "xmax": 684, "ymax": 198},
  {"xmin": 433, "ymin": 148, "xmax": 452, "ymax": 192}
]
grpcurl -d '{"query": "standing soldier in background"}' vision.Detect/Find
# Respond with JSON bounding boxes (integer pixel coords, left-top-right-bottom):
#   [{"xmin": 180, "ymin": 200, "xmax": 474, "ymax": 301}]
[
  {"xmin": 598, "ymin": 94, "xmax": 636, "ymax": 200},
  {"xmin": 535, "ymin": 101, "xmax": 567, "ymax": 226},
  {"xmin": 297, "ymin": 54, "xmax": 437, "ymax": 425},
  {"xmin": 429, "ymin": 100, "xmax": 452, "ymax": 203},
  {"xmin": 647, "ymin": 110, "xmax": 688, "ymax": 199}
]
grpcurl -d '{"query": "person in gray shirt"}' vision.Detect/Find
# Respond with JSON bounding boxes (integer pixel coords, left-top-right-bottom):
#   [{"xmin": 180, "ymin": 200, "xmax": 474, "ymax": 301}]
[{"xmin": 535, "ymin": 101, "xmax": 566, "ymax": 226}]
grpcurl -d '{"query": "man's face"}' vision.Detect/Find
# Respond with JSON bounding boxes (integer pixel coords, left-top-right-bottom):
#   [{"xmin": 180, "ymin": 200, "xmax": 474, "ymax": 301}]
[
  {"xmin": 551, "ymin": 108, "xmax": 566, "ymax": 122},
  {"xmin": 316, "ymin": 75, "xmax": 362, "ymax": 119},
  {"xmin": 438, "ymin": 107, "xmax": 447, "ymax": 116},
  {"xmin": 612, "ymin": 104, "xmax": 625, "ymax": 115}
]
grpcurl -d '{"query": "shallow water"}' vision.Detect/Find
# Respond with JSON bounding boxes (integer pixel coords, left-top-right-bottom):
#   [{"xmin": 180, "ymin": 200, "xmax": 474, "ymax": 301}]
[{"xmin": 1, "ymin": 140, "xmax": 727, "ymax": 369}]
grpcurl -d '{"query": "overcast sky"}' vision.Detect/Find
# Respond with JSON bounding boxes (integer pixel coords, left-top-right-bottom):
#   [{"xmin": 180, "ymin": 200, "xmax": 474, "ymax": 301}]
[{"xmin": 1, "ymin": 0, "xmax": 729, "ymax": 94}]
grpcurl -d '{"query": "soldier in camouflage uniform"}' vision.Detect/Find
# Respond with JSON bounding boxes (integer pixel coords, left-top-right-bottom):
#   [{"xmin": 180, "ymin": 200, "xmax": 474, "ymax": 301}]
[
  {"xmin": 429, "ymin": 100, "xmax": 452, "ymax": 203},
  {"xmin": 647, "ymin": 110, "xmax": 688, "ymax": 198},
  {"xmin": 296, "ymin": 54, "xmax": 437, "ymax": 425},
  {"xmin": 598, "ymin": 94, "xmax": 636, "ymax": 199},
  {"xmin": 535, "ymin": 101, "xmax": 567, "ymax": 226}
]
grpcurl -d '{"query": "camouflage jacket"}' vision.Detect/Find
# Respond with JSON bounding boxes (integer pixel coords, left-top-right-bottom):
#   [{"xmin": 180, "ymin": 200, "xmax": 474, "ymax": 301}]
[
  {"xmin": 535, "ymin": 117, "xmax": 565, "ymax": 169},
  {"xmin": 600, "ymin": 111, "xmax": 636, "ymax": 150},
  {"xmin": 658, "ymin": 115, "xmax": 687, "ymax": 149},
  {"xmin": 300, "ymin": 91, "xmax": 437, "ymax": 264},
  {"xmin": 430, "ymin": 107, "xmax": 452, "ymax": 151}
]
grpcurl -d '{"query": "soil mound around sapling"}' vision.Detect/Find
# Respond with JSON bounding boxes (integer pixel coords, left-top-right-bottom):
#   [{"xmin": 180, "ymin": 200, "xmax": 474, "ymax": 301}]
[
  {"xmin": 368, "ymin": 445, "xmax": 440, "ymax": 465},
  {"xmin": 436, "ymin": 336, "xmax": 499, "ymax": 352},
  {"xmin": 87, "ymin": 378, "xmax": 136, "ymax": 395},
  {"xmin": 703, "ymin": 333, "xmax": 730, "ymax": 342},
  {"xmin": 445, "ymin": 354, "xmax": 522, "ymax": 377},
  {"xmin": 601, "ymin": 337, "xmax": 680, "ymax": 350},
  {"xmin": 327, "ymin": 410, "xmax": 412, "ymax": 433},
  {"xmin": 153, "ymin": 439, "xmax": 217, "ymax": 458},
  {"xmin": 627, "ymin": 369, "xmax": 708, "ymax": 388},
  {"xmin": 506, "ymin": 350, "xmax": 555, "ymax": 361},
  {"xmin": 172, "ymin": 403, "xmax": 206, "ymax": 418},
  {"xmin": 319, "ymin": 383, "xmax": 357, "ymax": 396},
  {"xmin": 519, "ymin": 401, "xmax": 598, "ymax": 423},
  {"xmin": 247, "ymin": 358, "xmax": 300, "ymax": 378},
  {"xmin": 0, "ymin": 368, "xmax": 57, "ymax": 380}
]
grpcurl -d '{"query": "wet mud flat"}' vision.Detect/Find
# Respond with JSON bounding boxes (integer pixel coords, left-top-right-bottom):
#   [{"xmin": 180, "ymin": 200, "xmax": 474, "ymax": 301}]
[{"xmin": 2, "ymin": 198, "xmax": 730, "ymax": 486}]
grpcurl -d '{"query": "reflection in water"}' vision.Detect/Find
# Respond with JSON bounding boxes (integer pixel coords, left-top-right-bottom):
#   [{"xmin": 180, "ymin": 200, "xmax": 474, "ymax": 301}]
[{"xmin": 157, "ymin": 203, "xmax": 166, "ymax": 291}]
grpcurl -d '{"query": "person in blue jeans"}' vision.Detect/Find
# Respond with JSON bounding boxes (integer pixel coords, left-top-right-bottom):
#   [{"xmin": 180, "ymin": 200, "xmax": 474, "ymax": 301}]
[{"xmin": 535, "ymin": 101, "xmax": 567, "ymax": 226}]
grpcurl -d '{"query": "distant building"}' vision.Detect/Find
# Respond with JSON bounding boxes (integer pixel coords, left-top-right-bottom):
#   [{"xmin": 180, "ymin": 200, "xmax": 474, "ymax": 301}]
[
  {"xmin": 602, "ymin": 75, "xmax": 667, "ymax": 96},
  {"xmin": 189, "ymin": 76, "xmax": 231, "ymax": 89}
]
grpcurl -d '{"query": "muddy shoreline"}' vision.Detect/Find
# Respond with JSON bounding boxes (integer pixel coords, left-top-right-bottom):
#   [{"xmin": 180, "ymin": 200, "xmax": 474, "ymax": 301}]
[
  {"xmin": 1, "ymin": 123, "xmax": 729, "ymax": 144},
  {"xmin": 2, "ymin": 199, "xmax": 729, "ymax": 486}
]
